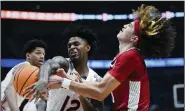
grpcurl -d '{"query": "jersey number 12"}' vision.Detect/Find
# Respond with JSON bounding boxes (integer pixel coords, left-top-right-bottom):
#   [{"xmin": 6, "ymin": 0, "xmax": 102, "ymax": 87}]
[{"xmin": 60, "ymin": 95, "xmax": 81, "ymax": 111}]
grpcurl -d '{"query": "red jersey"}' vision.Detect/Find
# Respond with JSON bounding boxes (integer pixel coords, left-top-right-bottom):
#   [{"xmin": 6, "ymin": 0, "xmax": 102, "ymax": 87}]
[{"xmin": 108, "ymin": 48, "xmax": 150, "ymax": 111}]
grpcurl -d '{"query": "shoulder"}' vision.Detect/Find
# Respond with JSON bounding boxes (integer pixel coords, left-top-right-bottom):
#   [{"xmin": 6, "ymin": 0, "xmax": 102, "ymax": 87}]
[
  {"xmin": 13, "ymin": 61, "xmax": 30, "ymax": 71},
  {"xmin": 16, "ymin": 61, "xmax": 30, "ymax": 66},
  {"xmin": 5, "ymin": 61, "xmax": 29, "ymax": 77}
]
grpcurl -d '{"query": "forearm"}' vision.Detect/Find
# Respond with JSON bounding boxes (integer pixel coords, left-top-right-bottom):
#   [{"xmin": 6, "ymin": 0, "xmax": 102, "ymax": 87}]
[
  {"xmin": 50, "ymin": 73, "xmax": 117, "ymax": 101},
  {"xmin": 39, "ymin": 62, "xmax": 52, "ymax": 82},
  {"xmin": 79, "ymin": 96, "xmax": 98, "ymax": 111},
  {"xmin": 5, "ymin": 86, "xmax": 20, "ymax": 111},
  {"xmin": 39, "ymin": 56, "xmax": 68, "ymax": 82}
]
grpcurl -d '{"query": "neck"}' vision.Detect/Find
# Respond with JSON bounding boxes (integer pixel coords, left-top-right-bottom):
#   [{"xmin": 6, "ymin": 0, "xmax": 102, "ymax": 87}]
[
  {"xmin": 26, "ymin": 59, "xmax": 31, "ymax": 64},
  {"xmin": 119, "ymin": 43, "xmax": 135, "ymax": 54},
  {"xmin": 73, "ymin": 58, "xmax": 89, "ymax": 77}
]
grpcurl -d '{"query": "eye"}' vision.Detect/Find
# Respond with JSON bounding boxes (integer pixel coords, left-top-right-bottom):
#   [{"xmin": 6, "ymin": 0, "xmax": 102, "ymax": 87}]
[
  {"xmin": 67, "ymin": 43, "xmax": 71, "ymax": 48},
  {"xmin": 74, "ymin": 42, "xmax": 80, "ymax": 46},
  {"xmin": 35, "ymin": 51, "xmax": 44, "ymax": 55},
  {"xmin": 35, "ymin": 52, "xmax": 41, "ymax": 54}
]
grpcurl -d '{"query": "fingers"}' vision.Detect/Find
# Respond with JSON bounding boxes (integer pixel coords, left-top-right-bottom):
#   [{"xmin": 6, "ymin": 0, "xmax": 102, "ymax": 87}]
[
  {"xmin": 24, "ymin": 86, "xmax": 36, "ymax": 99},
  {"xmin": 34, "ymin": 93, "xmax": 40, "ymax": 103},
  {"xmin": 74, "ymin": 73, "xmax": 82, "ymax": 83},
  {"xmin": 74, "ymin": 77, "xmax": 80, "ymax": 82},
  {"xmin": 56, "ymin": 68, "xmax": 68, "ymax": 78},
  {"xmin": 29, "ymin": 90, "xmax": 38, "ymax": 102},
  {"xmin": 74, "ymin": 71, "xmax": 81, "ymax": 77},
  {"xmin": 40, "ymin": 92, "xmax": 48, "ymax": 100},
  {"xmin": 32, "ymin": 90, "xmax": 48, "ymax": 103},
  {"xmin": 40, "ymin": 91, "xmax": 48, "ymax": 100},
  {"xmin": 23, "ymin": 84, "xmax": 35, "ymax": 92},
  {"xmin": 72, "ymin": 70, "xmax": 83, "ymax": 82},
  {"xmin": 56, "ymin": 68, "xmax": 65, "ymax": 72}
]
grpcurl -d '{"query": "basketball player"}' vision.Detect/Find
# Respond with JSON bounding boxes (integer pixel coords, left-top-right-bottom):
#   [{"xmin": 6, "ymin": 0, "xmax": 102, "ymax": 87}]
[
  {"xmin": 1, "ymin": 39, "xmax": 47, "ymax": 111},
  {"xmin": 28, "ymin": 4, "xmax": 176, "ymax": 111},
  {"xmin": 24, "ymin": 25, "xmax": 105, "ymax": 111}
]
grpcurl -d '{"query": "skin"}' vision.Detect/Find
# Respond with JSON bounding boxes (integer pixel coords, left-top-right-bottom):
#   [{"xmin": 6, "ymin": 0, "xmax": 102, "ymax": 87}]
[
  {"xmin": 24, "ymin": 37, "xmax": 103, "ymax": 111},
  {"xmin": 4, "ymin": 47, "xmax": 45, "ymax": 111},
  {"xmin": 47, "ymin": 22, "xmax": 139, "ymax": 101}
]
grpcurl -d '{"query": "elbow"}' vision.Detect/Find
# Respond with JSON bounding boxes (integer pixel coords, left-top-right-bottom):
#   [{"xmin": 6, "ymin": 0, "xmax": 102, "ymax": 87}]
[
  {"xmin": 94, "ymin": 83, "xmax": 107, "ymax": 101},
  {"xmin": 99, "ymin": 94, "xmax": 106, "ymax": 101},
  {"xmin": 95, "ymin": 93, "xmax": 106, "ymax": 101}
]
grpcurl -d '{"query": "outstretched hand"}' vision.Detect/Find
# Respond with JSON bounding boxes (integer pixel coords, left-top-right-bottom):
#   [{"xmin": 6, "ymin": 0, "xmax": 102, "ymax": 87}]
[
  {"xmin": 73, "ymin": 70, "xmax": 83, "ymax": 83},
  {"xmin": 23, "ymin": 80, "xmax": 48, "ymax": 102},
  {"xmin": 55, "ymin": 68, "xmax": 68, "ymax": 78},
  {"xmin": 48, "ymin": 69, "xmax": 82, "ymax": 89}
]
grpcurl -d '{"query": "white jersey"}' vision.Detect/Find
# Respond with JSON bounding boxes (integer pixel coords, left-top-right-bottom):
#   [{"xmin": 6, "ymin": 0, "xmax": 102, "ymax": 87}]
[
  {"xmin": 47, "ymin": 59, "xmax": 102, "ymax": 111},
  {"xmin": 1, "ymin": 61, "xmax": 37, "ymax": 111}
]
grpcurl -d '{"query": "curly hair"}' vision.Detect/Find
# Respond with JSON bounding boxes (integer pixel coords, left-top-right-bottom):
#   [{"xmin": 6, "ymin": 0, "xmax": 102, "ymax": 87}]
[
  {"xmin": 62, "ymin": 24, "xmax": 99, "ymax": 57},
  {"xmin": 133, "ymin": 4, "xmax": 176, "ymax": 58},
  {"xmin": 23, "ymin": 39, "xmax": 48, "ymax": 56}
]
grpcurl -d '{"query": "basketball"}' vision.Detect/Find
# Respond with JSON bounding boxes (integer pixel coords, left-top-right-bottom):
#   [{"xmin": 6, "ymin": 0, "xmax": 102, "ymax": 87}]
[{"xmin": 13, "ymin": 64, "xmax": 39, "ymax": 99}]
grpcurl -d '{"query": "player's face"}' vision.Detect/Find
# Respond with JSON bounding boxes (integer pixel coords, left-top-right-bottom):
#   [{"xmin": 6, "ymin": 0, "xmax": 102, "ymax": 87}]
[
  {"xmin": 67, "ymin": 37, "xmax": 90, "ymax": 61},
  {"xmin": 117, "ymin": 22, "xmax": 136, "ymax": 43},
  {"xmin": 27, "ymin": 47, "xmax": 45, "ymax": 67}
]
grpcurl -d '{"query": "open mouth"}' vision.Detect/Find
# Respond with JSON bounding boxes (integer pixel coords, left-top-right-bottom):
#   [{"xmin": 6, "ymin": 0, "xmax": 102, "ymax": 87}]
[
  {"xmin": 38, "ymin": 60, "xmax": 44, "ymax": 64},
  {"xmin": 69, "ymin": 50, "xmax": 77, "ymax": 55},
  {"xmin": 70, "ymin": 53, "xmax": 77, "ymax": 57}
]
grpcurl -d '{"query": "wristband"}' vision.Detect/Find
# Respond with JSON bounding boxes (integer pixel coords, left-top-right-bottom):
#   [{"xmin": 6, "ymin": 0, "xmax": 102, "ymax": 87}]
[{"xmin": 61, "ymin": 78, "xmax": 71, "ymax": 90}]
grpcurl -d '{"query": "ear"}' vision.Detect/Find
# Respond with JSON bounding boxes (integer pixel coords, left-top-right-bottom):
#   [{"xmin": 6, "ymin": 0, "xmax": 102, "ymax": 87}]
[
  {"xmin": 131, "ymin": 35, "xmax": 139, "ymax": 43},
  {"xmin": 26, "ymin": 53, "xmax": 30, "ymax": 59},
  {"xmin": 86, "ymin": 45, "xmax": 91, "ymax": 52}
]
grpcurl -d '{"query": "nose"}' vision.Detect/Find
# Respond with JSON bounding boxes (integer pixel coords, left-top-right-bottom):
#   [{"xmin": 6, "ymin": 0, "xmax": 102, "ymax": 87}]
[
  {"xmin": 124, "ymin": 24, "xmax": 128, "ymax": 28},
  {"xmin": 40, "ymin": 54, "xmax": 45, "ymax": 59},
  {"xmin": 70, "ymin": 44, "xmax": 76, "ymax": 49}
]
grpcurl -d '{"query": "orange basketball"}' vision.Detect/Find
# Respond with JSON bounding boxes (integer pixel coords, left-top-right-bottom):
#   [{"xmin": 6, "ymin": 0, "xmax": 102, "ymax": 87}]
[{"xmin": 13, "ymin": 64, "xmax": 39, "ymax": 99}]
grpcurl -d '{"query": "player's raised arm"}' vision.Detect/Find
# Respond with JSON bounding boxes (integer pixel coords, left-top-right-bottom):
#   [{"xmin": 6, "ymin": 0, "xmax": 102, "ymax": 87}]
[
  {"xmin": 48, "ymin": 72, "xmax": 120, "ymax": 101},
  {"xmin": 39, "ymin": 56, "xmax": 69, "ymax": 82},
  {"xmin": 24, "ymin": 56, "xmax": 69, "ymax": 101}
]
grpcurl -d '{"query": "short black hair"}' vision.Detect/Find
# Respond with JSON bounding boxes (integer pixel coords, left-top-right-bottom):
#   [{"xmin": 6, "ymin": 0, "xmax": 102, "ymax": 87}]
[
  {"xmin": 62, "ymin": 24, "xmax": 99, "ymax": 57},
  {"xmin": 23, "ymin": 39, "xmax": 48, "ymax": 56}
]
